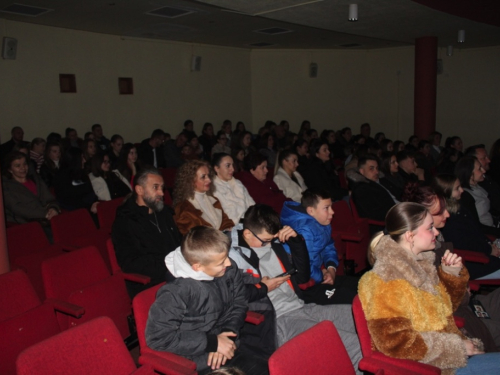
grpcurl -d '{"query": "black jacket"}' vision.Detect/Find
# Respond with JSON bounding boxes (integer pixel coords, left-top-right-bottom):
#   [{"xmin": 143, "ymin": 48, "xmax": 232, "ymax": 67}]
[
  {"xmin": 349, "ymin": 172, "xmax": 396, "ymax": 222},
  {"xmin": 137, "ymin": 138, "xmax": 165, "ymax": 168},
  {"xmin": 145, "ymin": 259, "xmax": 247, "ymax": 371},
  {"xmin": 301, "ymin": 157, "xmax": 347, "ymax": 201},
  {"xmin": 111, "ymin": 196, "xmax": 182, "ymax": 297},
  {"xmin": 379, "ymin": 173, "xmax": 405, "ymax": 201}
]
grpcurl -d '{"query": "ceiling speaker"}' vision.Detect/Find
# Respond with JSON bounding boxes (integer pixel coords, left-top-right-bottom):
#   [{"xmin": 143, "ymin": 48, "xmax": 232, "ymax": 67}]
[
  {"xmin": 191, "ymin": 55, "xmax": 201, "ymax": 71},
  {"xmin": 2, "ymin": 37, "xmax": 17, "ymax": 60}
]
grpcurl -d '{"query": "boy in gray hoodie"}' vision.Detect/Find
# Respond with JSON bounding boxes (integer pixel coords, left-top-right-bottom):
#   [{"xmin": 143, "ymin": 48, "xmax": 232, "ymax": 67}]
[{"xmin": 146, "ymin": 226, "xmax": 268, "ymax": 375}]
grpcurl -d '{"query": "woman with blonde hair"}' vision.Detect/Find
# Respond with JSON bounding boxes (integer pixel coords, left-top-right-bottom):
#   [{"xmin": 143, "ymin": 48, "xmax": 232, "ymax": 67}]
[
  {"xmin": 359, "ymin": 202, "xmax": 500, "ymax": 374},
  {"xmin": 173, "ymin": 160, "xmax": 233, "ymax": 235}
]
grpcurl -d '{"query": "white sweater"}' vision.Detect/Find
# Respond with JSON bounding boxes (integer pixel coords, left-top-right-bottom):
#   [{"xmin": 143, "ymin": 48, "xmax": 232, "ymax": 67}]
[
  {"xmin": 273, "ymin": 167, "xmax": 307, "ymax": 203},
  {"xmin": 213, "ymin": 176, "xmax": 255, "ymax": 225}
]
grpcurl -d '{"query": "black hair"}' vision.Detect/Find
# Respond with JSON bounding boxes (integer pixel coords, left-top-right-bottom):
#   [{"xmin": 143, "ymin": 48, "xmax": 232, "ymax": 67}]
[
  {"xmin": 301, "ymin": 188, "xmax": 331, "ymax": 209},
  {"xmin": 357, "ymin": 154, "xmax": 379, "ymax": 169},
  {"xmin": 244, "ymin": 152, "xmax": 267, "ymax": 171},
  {"xmin": 309, "ymin": 139, "xmax": 328, "ymax": 158},
  {"xmin": 151, "ymin": 129, "xmax": 164, "ymax": 139},
  {"xmin": 243, "ymin": 204, "xmax": 281, "ymax": 236},
  {"xmin": 212, "ymin": 152, "xmax": 232, "ymax": 168},
  {"xmin": 455, "ymin": 155, "xmax": 477, "ymax": 189}
]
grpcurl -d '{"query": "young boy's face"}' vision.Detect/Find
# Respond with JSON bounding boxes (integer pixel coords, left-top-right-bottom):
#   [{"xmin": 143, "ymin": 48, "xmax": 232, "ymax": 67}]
[
  {"xmin": 307, "ymin": 198, "xmax": 334, "ymax": 226},
  {"xmin": 243, "ymin": 229, "xmax": 275, "ymax": 248},
  {"xmin": 197, "ymin": 251, "xmax": 231, "ymax": 278}
]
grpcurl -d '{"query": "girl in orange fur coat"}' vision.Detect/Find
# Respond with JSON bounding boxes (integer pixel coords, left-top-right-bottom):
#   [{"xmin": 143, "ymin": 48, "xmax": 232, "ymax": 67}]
[{"xmin": 358, "ymin": 202, "xmax": 500, "ymax": 375}]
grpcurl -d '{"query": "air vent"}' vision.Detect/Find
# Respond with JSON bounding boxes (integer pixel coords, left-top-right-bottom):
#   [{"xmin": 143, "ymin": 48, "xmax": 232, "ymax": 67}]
[
  {"xmin": 146, "ymin": 6, "xmax": 193, "ymax": 18},
  {"xmin": 1, "ymin": 3, "xmax": 52, "ymax": 17},
  {"xmin": 249, "ymin": 42, "xmax": 275, "ymax": 47},
  {"xmin": 254, "ymin": 27, "xmax": 292, "ymax": 35},
  {"xmin": 339, "ymin": 43, "xmax": 362, "ymax": 48}
]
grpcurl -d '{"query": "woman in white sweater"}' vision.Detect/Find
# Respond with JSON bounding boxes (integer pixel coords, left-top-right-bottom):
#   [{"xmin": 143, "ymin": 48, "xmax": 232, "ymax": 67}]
[
  {"xmin": 273, "ymin": 149, "xmax": 307, "ymax": 202},
  {"xmin": 212, "ymin": 152, "xmax": 255, "ymax": 225}
]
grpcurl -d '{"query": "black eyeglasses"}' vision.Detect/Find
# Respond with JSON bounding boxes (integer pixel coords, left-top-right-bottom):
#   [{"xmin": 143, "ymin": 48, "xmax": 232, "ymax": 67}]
[{"xmin": 248, "ymin": 229, "xmax": 273, "ymax": 246}]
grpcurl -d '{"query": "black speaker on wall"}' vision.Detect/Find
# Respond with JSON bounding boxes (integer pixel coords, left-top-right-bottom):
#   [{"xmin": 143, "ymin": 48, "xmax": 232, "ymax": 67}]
[
  {"xmin": 309, "ymin": 62, "xmax": 318, "ymax": 78},
  {"xmin": 2, "ymin": 37, "xmax": 18, "ymax": 60}
]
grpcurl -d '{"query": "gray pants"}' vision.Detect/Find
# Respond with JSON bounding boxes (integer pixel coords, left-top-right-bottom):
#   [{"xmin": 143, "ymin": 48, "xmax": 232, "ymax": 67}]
[
  {"xmin": 476, "ymin": 287, "xmax": 500, "ymax": 350},
  {"xmin": 276, "ymin": 303, "xmax": 362, "ymax": 375}
]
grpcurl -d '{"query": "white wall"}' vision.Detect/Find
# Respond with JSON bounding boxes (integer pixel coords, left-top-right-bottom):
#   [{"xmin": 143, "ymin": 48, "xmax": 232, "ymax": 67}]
[{"xmin": 1, "ymin": 19, "xmax": 499, "ymax": 150}]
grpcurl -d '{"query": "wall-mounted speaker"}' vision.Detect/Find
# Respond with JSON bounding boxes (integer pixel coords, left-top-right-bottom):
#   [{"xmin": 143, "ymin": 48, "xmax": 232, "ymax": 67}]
[
  {"xmin": 191, "ymin": 55, "xmax": 202, "ymax": 71},
  {"xmin": 2, "ymin": 37, "xmax": 17, "ymax": 60},
  {"xmin": 309, "ymin": 62, "xmax": 318, "ymax": 78}
]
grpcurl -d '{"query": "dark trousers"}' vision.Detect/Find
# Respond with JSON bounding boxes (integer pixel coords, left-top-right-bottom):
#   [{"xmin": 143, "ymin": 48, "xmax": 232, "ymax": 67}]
[
  {"xmin": 199, "ymin": 351, "xmax": 269, "ymax": 375},
  {"xmin": 301, "ymin": 276, "xmax": 359, "ymax": 305}
]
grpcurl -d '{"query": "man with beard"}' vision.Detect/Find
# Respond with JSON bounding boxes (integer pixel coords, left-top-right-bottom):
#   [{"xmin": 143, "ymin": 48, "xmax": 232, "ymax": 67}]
[{"xmin": 112, "ymin": 167, "xmax": 182, "ymax": 297}]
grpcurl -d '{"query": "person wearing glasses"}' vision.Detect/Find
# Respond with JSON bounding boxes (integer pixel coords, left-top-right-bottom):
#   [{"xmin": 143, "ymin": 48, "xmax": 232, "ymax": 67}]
[
  {"xmin": 211, "ymin": 131, "xmax": 231, "ymax": 155},
  {"xmin": 89, "ymin": 153, "xmax": 132, "ymax": 201},
  {"xmin": 228, "ymin": 204, "xmax": 362, "ymax": 370}
]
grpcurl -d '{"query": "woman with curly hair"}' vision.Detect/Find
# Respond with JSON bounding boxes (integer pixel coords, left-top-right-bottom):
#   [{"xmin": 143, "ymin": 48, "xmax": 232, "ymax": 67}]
[{"xmin": 173, "ymin": 160, "xmax": 233, "ymax": 235}]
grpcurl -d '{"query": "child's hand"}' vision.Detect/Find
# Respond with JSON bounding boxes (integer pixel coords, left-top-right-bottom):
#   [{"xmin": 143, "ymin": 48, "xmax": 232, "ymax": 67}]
[
  {"xmin": 322, "ymin": 268, "xmax": 336, "ymax": 285},
  {"xmin": 261, "ymin": 275, "xmax": 290, "ymax": 292},
  {"xmin": 216, "ymin": 332, "xmax": 237, "ymax": 359},
  {"xmin": 441, "ymin": 250, "xmax": 463, "ymax": 269},
  {"xmin": 207, "ymin": 352, "xmax": 227, "ymax": 369},
  {"xmin": 276, "ymin": 226, "xmax": 297, "ymax": 242}
]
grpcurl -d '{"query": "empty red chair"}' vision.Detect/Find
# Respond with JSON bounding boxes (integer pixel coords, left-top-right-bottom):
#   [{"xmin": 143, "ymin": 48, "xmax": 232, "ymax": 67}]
[
  {"xmin": 7, "ymin": 222, "xmax": 65, "ymax": 299},
  {"xmin": 269, "ymin": 321, "xmax": 358, "ymax": 375},
  {"xmin": 0, "ymin": 270, "xmax": 82, "ymax": 375},
  {"xmin": 51, "ymin": 208, "xmax": 112, "ymax": 271},
  {"xmin": 352, "ymin": 295, "xmax": 441, "ymax": 375},
  {"xmin": 331, "ymin": 200, "xmax": 369, "ymax": 273},
  {"xmin": 132, "ymin": 283, "xmax": 198, "ymax": 375},
  {"xmin": 107, "ymin": 238, "xmax": 151, "ymax": 285},
  {"xmin": 42, "ymin": 246, "xmax": 132, "ymax": 339},
  {"xmin": 160, "ymin": 167, "xmax": 177, "ymax": 190},
  {"xmin": 16, "ymin": 316, "xmax": 155, "ymax": 375},
  {"xmin": 97, "ymin": 197, "xmax": 124, "ymax": 233}
]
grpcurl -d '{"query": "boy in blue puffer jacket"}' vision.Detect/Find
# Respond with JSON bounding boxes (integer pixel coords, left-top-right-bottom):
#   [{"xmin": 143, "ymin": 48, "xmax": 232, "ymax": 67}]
[{"xmin": 281, "ymin": 188, "xmax": 358, "ymax": 304}]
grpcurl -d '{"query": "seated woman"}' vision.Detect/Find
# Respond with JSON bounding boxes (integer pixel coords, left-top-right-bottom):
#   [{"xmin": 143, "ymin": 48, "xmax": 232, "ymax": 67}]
[
  {"xmin": 2, "ymin": 151, "xmax": 60, "ymax": 224},
  {"xmin": 212, "ymin": 153, "xmax": 255, "ymax": 225},
  {"xmin": 273, "ymin": 150, "xmax": 307, "ymax": 202},
  {"xmin": 456, "ymin": 156, "xmax": 500, "ymax": 237},
  {"xmin": 173, "ymin": 159, "xmax": 233, "ymax": 235},
  {"xmin": 236, "ymin": 152, "xmax": 290, "ymax": 214},
  {"xmin": 434, "ymin": 173, "xmax": 500, "ymax": 279},
  {"xmin": 258, "ymin": 133, "xmax": 277, "ymax": 169},
  {"xmin": 379, "ymin": 152, "xmax": 405, "ymax": 201},
  {"xmin": 293, "ymin": 139, "xmax": 309, "ymax": 176},
  {"xmin": 39, "ymin": 142, "xmax": 61, "ymax": 188},
  {"xmin": 117, "ymin": 143, "xmax": 141, "ymax": 186},
  {"xmin": 82, "ymin": 138, "xmax": 97, "ymax": 173},
  {"xmin": 359, "ymin": 202, "xmax": 500, "ymax": 374},
  {"xmin": 300, "ymin": 139, "xmax": 347, "ymax": 201},
  {"xmin": 89, "ymin": 153, "xmax": 132, "ymax": 201},
  {"xmin": 53, "ymin": 147, "xmax": 98, "ymax": 213},
  {"xmin": 29, "ymin": 137, "xmax": 46, "ymax": 173},
  {"xmin": 107, "ymin": 134, "xmax": 124, "ymax": 169},
  {"xmin": 211, "ymin": 130, "xmax": 231, "ymax": 155}
]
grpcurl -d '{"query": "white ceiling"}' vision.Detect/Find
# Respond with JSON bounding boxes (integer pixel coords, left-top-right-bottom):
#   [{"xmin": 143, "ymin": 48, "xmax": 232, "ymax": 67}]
[{"xmin": 0, "ymin": 0, "xmax": 499, "ymax": 49}]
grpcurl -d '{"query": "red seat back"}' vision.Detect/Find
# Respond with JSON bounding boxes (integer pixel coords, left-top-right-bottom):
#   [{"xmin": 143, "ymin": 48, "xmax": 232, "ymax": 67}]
[
  {"xmin": 42, "ymin": 247, "xmax": 132, "ymax": 338},
  {"xmin": 160, "ymin": 167, "xmax": 177, "ymax": 190},
  {"xmin": 16, "ymin": 316, "xmax": 152, "ymax": 375},
  {"xmin": 51, "ymin": 209, "xmax": 97, "ymax": 242},
  {"xmin": 269, "ymin": 321, "xmax": 355, "ymax": 375},
  {"xmin": 97, "ymin": 197, "xmax": 124, "ymax": 233},
  {"xmin": 0, "ymin": 270, "xmax": 41, "ymax": 322},
  {"xmin": 7, "ymin": 222, "xmax": 51, "ymax": 259}
]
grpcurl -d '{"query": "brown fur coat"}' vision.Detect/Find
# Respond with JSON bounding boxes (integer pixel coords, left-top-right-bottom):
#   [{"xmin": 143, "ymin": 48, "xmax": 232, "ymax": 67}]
[{"xmin": 358, "ymin": 235, "xmax": 470, "ymax": 375}]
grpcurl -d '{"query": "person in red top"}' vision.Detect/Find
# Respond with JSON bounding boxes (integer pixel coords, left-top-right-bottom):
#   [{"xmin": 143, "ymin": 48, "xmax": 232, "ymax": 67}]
[
  {"xmin": 2, "ymin": 151, "xmax": 60, "ymax": 224},
  {"xmin": 235, "ymin": 152, "xmax": 291, "ymax": 215}
]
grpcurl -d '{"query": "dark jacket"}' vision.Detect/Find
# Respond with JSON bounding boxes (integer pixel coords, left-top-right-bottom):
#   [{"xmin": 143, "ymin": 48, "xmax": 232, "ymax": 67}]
[
  {"xmin": 2, "ymin": 174, "xmax": 59, "ymax": 224},
  {"xmin": 235, "ymin": 171, "xmax": 290, "ymax": 215},
  {"xmin": 52, "ymin": 169, "xmax": 97, "ymax": 211},
  {"xmin": 145, "ymin": 259, "xmax": 247, "ymax": 371},
  {"xmin": 439, "ymin": 205, "xmax": 500, "ymax": 279},
  {"xmin": 111, "ymin": 196, "xmax": 182, "ymax": 297},
  {"xmin": 301, "ymin": 157, "xmax": 347, "ymax": 201},
  {"xmin": 138, "ymin": 138, "xmax": 164, "ymax": 168},
  {"xmin": 163, "ymin": 140, "xmax": 184, "ymax": 168},
  {"xmin": 379, "ymin": 173, "xmax": 405, "ymax": 201},
  {"xmin": 348, "ymin": 171, "xmax": 396, "ymax": 222}
]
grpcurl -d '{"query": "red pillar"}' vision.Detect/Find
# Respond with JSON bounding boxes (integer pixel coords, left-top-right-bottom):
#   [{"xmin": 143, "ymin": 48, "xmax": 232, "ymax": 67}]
[
  {"xmin": 0, "ymin": 171, "xmax": 10, "ymax": 275},
  {"xmin": 414, "ymin": 36, "xmax": 437, "ymax": 140}
]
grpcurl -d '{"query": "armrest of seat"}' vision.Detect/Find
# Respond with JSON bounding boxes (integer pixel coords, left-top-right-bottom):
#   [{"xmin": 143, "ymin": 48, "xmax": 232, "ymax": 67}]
[
  {"xmin": 245, "ymin": 311, "xmax": 264, "ymax": 325},
  {"xmin": 139, "ymin": 353, "xmax": 197, "ymax": 375},
  {"xmin": 469, "ymin": 279, "xmax": 500, "ymax": 292},
  {"xmin": 367, "ymin": 353, "xmax": 441, "ymax": 375},
  {"xmin": 338, "ymin": 232, "xmax": 363, "ymax": 242},
  {"xmin": 298, "ymin": 278, "xmax": 316, "ymax": 290},
  {"xmin": 454, "ymin": 316, "xmax": 465, "ymax": 328},
  {"xmin": 367, "ymin": 219, "xmax": 385, "ymax": 227},
  {"xmin": 454, "ymin": 249, "xmax": 489, "ymax": 264},
  {"xmin": 131, "ymin": 364, "xmax": 155, "ymax": 375},
  {"xmin": 360, "ymin": 357, "xmax": 437, "ymax": 375},
  {"xmin": 123, "ymin": 273, "xmax": 152, "ymax": 285},
  {"xmin": 47, "ymin": 298, "xmax": 85, "ymax": 318},
  {"xmin": 61, "ymin": 244, "xmax": 80, "ymax": 252}
]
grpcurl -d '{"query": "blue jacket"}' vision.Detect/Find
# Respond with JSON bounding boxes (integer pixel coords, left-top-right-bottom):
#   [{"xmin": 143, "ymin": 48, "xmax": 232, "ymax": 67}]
[{"xmin": 280, "ymin": 201, "xmax": 338, "ymax": 283}]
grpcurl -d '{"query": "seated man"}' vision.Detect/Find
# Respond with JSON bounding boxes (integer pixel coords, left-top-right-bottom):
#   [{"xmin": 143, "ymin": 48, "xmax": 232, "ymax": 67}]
[
  {"xmin": 347, "ymin": 154, "xmax": 398, "ymax": 222},
  {"xmin": 229, "ymin": 205, "xmax": 361, "ymax": 373},
  {"xmin": 397, "ymin": 150, "xmax": 425, "ymax": 184},
  {"xmin": 112, "ymin": 167, "xmax": 182, "ymax": 298},
  {"xmin": 146, "ymin": 226, "xmax": 268, "ymax": 375},
  {"xmin": 281, "ymin": 188, "xmax": 358, "ymax": 304}
]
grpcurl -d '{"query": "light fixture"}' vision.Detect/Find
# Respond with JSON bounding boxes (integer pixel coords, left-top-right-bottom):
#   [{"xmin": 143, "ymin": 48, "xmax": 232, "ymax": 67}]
[
  {"xmin": 458, "ymin": 30, "xmax": 465, "ymax": 43},
  {"xmin": 348, "ymin": 4, "xmax": 358, "ymax": 22},
  {"xmin": 447, "ymin": 45, "xmax": 453, "ymax": 56}
]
